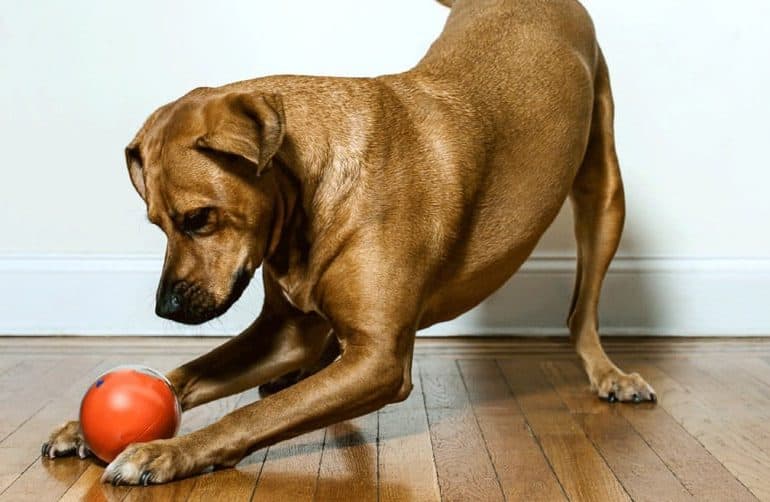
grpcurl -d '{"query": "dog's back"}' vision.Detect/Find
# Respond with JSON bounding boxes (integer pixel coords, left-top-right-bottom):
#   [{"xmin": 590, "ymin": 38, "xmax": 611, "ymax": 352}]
[
  {"xmin": 416, "ymin": 0, "xmax": 600, "ymax": 145},
  {"xmin": 422, "ymin": 0, "xmax": 598, "ymax": 80}
]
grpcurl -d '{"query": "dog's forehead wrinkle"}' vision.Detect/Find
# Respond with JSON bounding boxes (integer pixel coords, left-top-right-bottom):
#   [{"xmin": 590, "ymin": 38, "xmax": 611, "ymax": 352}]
[
  {"xmin": 136, "ymin": 99, "xmax": 207, "ymax": 177},
  {"xmin": 162, "ymin": 169, "xmax": 225, "ymax": 214}
]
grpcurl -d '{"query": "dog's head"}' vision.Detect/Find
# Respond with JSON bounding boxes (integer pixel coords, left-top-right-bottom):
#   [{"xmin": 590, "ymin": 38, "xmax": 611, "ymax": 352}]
[{"xmin": 126, "ymin": 88, "xmax": 287, "ymax": 324}]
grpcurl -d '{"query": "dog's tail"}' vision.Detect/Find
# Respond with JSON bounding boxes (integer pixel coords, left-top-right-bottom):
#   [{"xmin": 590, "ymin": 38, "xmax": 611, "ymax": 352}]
[{"xmin": 435, "ymin": 0, "xmax": 454, "ymax": 7}]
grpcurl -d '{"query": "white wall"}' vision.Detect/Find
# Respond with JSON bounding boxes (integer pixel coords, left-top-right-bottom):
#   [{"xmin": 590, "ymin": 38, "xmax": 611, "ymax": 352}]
[{"xmin": 1, "ymin": 0, "xmax": 769, "ymax": 335}]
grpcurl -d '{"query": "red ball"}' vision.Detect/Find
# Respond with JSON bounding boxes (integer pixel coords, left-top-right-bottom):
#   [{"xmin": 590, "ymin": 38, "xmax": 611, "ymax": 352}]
[{"xmin": 79, "ymin": 365, "xmax": 181, "ymax": 463}]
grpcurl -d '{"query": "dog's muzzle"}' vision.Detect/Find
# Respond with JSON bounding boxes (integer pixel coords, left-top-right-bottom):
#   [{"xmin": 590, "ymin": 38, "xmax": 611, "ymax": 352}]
[
  {"xmin": 156, "ymin": 280, "xmax": 218, "ymax": 324},
  {"xmin": 155, "ymin": 269, "xmax": 252, "ymax": 325}
]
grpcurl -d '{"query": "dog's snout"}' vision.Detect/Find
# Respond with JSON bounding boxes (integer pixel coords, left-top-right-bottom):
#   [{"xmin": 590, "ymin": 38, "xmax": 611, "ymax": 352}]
[
  {"xmin": 154, "ymin": 279, "xmax": 221, "ymax": 324},
  {"xmin": 156, "ymin": 290, "xmax": 183, "ymax": 319}
]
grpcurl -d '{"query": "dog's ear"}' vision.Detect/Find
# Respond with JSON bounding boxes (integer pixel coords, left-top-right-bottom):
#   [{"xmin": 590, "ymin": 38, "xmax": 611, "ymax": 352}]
[
  {"xmin": 125, "ymin": 140, "xmax": 146, "ymax": 200},
  {"xmin": 125, "ymin": 102, "xmax": 174, "ymax": 201},
  {"xmin": 196, "ymin": 92, "xmax": 286, "ymax": 176}
]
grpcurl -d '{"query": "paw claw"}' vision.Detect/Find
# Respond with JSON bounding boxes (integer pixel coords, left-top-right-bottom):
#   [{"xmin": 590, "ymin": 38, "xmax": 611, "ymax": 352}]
[
  {"xmin": 594, "ymin": 368, "xmax": 655, "ymax": 404},
  {"xmin": 44, "ymin": 420, "xmax": 86, "ymax": 459},
  {"xmin": 102, "ymin": 439, "xmax": 194, "ymax": 485}
]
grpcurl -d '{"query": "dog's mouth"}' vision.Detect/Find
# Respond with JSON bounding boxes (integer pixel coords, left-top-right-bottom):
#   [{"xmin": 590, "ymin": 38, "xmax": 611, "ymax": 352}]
[
  {"xmin": 211, "ymin": 266, "xmax": 253, "ymax": 319},
  {"xmin": 158, "ymin": 267, "xmax": 253, "ymax": 325}
]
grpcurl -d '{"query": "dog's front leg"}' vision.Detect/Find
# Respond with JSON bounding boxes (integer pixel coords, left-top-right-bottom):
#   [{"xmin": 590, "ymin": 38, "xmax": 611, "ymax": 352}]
[
  {"xmin": 42, "ymin": 310, "xmax": 330, "ymax": 461},
  {"xmin": 101, "ymin": 326, "xmax": 414, "ymax": 485},
  {"xmin": 43, "ymin": 275, "xmax": 331, "ymax": 461},
  {"xmin": 167, "ymin": 271, "xmax": 335, "ymax": 410}
]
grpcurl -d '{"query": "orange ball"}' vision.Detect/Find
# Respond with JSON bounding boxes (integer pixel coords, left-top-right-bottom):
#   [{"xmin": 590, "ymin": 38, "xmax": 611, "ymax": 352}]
[{"xmin": 79, "ymin": 366, "xmax": 181, "ymax": 463}]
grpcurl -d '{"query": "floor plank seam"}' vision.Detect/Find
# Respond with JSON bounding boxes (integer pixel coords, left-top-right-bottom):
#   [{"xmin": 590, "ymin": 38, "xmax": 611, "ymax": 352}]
[
  {"xmin": 234, "ymin": 388, "xmax": 267, "ymax": 502},
  {"xmin": 0, "ymin": 461, "xmax": 31, "ymax": 498},
  {"xmin": 494, "ymin": 359, "xmax": 570, "ymax": 502},
  {"xmin": 646, "ymin": 361, "xmax": 762, "ymax": 500},
  {"xmin": 0, "ymin": 356, "xmax": 108, "ymax": 447},
  {"xmin": 0, "ymin": 401, "xmax": 50, "ymax": 497},
  {"xmin": 0, "ymin": 400, "xmax": 49, "ymax": 446},
  {"xmin": 375, "ymin": 409, "xmax": 381, "ymax": 502},
  {"xmin": 547, "ymin": 359, "xmax": 696, "ymax": 500},
  {"xmin": 577, "ymin": 432, "xmax": 634, "ymax": 502},
  {"xmin": 417, "ymin": 366, "xmax": 444, "ymax": 502},
  {"xmin": 0, "ymin": 360, "xmax": 24, "ymax": 379},
  {"xmin": 454, "ymin": 359, "xmax": 507, "ymax": 501},
  {"xmin": 621, "ymin": 409, "xmax": 697, "ymax": 498},
  {"xmin": 0, "ymin": 357, "xmax": 112, "ymax": 500},
  {"xmin": 246, "ymin": 447, "xmax": 266, "ymax": 502},
  {"xmin": 310, "ymin": 427, "xmax": 328, "ymax": 502},
  {"xmin": 534, "ymin": 361, "xmax": 635, "ymax": 502}
]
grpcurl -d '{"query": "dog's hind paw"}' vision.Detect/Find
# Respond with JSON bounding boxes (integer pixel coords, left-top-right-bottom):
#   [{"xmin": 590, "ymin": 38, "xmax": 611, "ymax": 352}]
[
  {"xmin": 42, "ymin": 420, "xmax": 91, "ymax": 459},
  {"xmin": 593, "ymin": 369, "xmax": 657, "ymax": 403},
  {"xmin": 258, "ymin": 370, "xmax": 305, "ymax": 398}
]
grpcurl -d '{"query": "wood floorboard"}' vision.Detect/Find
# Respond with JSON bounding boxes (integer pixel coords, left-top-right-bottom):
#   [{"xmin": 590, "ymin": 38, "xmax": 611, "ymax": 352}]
[
  {"xmin": 0, "ymin": 357, "xmax": 117, "ymax": 497},
  {"xmin": 420, "ymin": 358, "xmax": 505, "ymax": 502},
  {"xmin": 314, "ymin": 413, "xmax": 378, "ymax": 502},
  {"xmin": 0, "ymin": 357, "xmax": 129, "ymax": 502},
  {"xmin": 541, "ymin": 360, "xmax": 692, "ymax": 502},
  {"xmin": 250, "ymin": 428, "xmax": 325, "ymax": 502},
  {"xmin": 634, "ymin": 361, "xmax": 770, "ymax": 500},
  {"xmin": 614, "ymin": 357, "xmax": 758, "ymax": 501},
  {"xmin": 184, "ymin": 388, "xmax": 266, "ymax": 502},
  {"xmin": 456, "ymin": 359, "xmax": 565, "ymax": 501},
  {"xmin": 0, "ymin": 357, "xmax": 102, "ymax": 443},
  {"xmin": 498, "ymin": 358, "xmax": 631, "ymax": 502},
  {"xmin": 735, "ymin": 358, "xmax": 770, "ymax": 390},
  {"xmin": 0, "ymin": 337, "xmax": 768, "ymax": 501},
  {"xmin": 377, "ymin": 360, "xmax": 441, "ymax": 502},
  {"xmin": 686, "ymin": 356, "xmax": 770, "ymax": 411}
]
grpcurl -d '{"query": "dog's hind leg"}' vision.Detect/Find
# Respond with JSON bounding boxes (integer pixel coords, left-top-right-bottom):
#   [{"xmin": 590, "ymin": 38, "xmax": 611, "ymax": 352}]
[
  {"xmin": 164, "ymin": 271, "xmax": 333, "ymax": 411},
  {"xmin": 567, "ymin": 50, "xmax": 656, "ymax": 403},
  {"xmin": 166, "ymin": 314, "xmax": 332, "ymax": 411},
  {"xmin": 257, "ymin": 332, "xmax": 340, "ymax": 397}
]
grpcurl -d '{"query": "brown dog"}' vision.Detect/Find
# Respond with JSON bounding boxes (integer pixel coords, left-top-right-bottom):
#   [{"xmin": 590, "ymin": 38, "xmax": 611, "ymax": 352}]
[{"xmin": 44, "ymin": 0, "xmax": 656, "ymax": 484}]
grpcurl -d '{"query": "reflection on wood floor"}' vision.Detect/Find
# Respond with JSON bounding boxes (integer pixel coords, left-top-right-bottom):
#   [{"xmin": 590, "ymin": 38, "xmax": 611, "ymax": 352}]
[{"xmin": 0, "ymin": 336, "xmax": 767, "ymax": 501}]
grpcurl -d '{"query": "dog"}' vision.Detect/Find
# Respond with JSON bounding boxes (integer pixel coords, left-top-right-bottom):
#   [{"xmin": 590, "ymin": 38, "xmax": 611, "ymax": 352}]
[{"xmin": 43, "ymin": 0, "xmax": 656, "ymax": 485}]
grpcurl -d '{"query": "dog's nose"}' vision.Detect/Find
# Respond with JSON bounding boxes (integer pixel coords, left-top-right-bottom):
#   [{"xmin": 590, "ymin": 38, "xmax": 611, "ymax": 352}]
[{"xmin": 156, "ymin": 291, "xmax": 183, "ymax": 319}]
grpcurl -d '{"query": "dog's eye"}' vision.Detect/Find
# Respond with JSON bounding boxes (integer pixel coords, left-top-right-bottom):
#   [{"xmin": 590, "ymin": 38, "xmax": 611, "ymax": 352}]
[{"xmin": 181, "ymin": 207, "xmax": 216, "ymax": 235}]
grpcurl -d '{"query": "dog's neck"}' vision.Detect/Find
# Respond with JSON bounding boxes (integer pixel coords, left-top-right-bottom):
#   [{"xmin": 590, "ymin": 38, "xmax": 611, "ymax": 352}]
[
  {"xmin": 270, "ymin": 86, "xmax": 375, "ymax": 241},
  {"xmin": 262, "ymin": 162, "xmax": 308, "ymax": 274}
]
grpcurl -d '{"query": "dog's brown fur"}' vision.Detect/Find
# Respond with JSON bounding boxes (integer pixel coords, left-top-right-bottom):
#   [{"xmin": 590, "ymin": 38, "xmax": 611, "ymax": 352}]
[{"xmin": 45, "ymin": 0, "xmax": 655, "ymax": 484}]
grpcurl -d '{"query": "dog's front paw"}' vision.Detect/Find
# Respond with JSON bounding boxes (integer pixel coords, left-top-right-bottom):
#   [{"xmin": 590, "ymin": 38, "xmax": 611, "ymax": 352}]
[
  {"xmin": 101, "ymin": 438, "xmax": 196, "ymax": 485},
  {"xmin": 593, "ymin": 368, "xmax": 657, "ymax": 403},
  {"xmin": 42, "ymin": 420, "xmax": 91, "ymax": 459}
]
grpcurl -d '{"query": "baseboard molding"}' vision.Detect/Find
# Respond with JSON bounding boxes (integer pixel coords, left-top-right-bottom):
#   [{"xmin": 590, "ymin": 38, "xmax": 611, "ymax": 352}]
[{"xmin": 1, "ymin": 254, "xmax": 768, "ymax": 336}]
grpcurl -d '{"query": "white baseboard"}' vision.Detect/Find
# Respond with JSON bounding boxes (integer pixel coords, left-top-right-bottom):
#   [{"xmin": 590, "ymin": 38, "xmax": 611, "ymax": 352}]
[{"xmin": 0, "ymin": 254, "xmax": 768, "ymax": 336}]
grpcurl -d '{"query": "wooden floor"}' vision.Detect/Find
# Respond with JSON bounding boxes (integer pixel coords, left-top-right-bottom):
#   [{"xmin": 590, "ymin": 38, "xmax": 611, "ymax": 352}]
[{"xmin": 1, "ymin": 337, "xmax": 769, "ymax": 501}]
